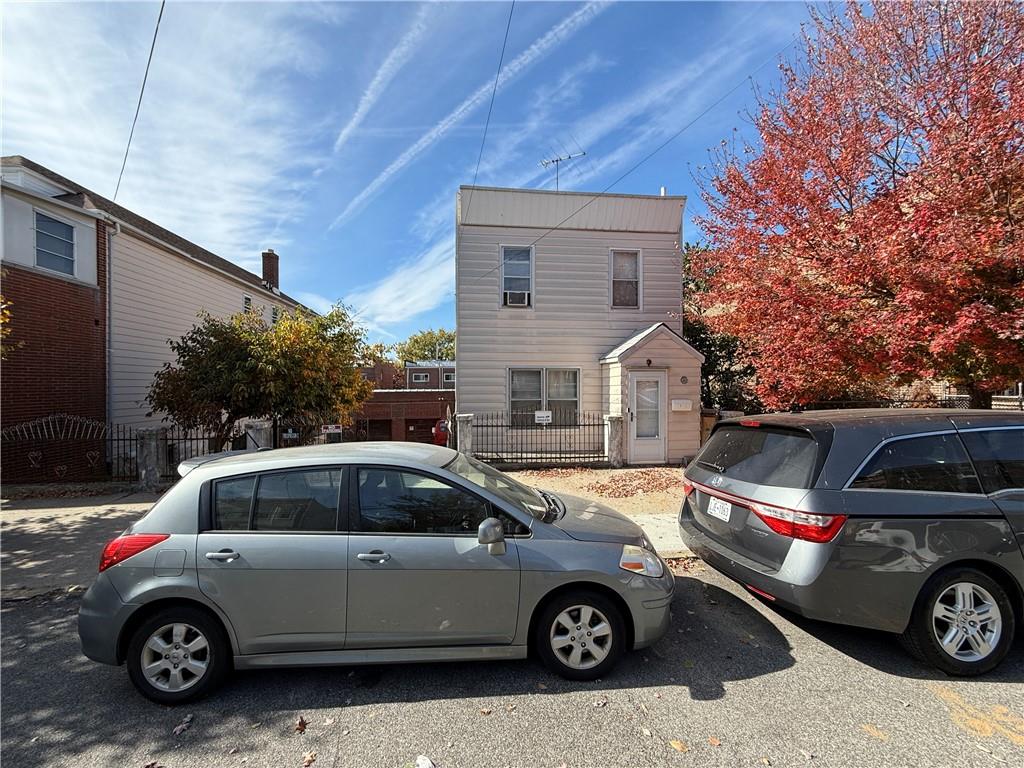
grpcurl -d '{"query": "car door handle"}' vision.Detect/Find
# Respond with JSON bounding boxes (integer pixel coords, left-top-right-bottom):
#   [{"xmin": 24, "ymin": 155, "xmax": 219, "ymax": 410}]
[
  {"xmin": 357, "ymin": 551, "xmax": 391, "ymax": 563},
  {"xmin": 205, "ymin": 549, "xmax": 240, "ymax": 563}
]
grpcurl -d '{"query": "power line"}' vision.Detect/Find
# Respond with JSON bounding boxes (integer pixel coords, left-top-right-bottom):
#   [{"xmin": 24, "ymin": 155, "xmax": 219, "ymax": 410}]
[
  {"xmin": 114, "ymin": 0, "xmax": 166, "ymax": 201},
  {"xmin": 461, "ymin": 0, "xmax": 516, "ymax": 224},
  {"xmin": 465, "ymin": 34, "xmax": 799, "ymax": 288}
]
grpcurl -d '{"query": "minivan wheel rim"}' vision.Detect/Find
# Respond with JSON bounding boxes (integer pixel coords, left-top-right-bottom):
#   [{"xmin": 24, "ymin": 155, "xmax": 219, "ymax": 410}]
[
  {"xmin": 931, "ymin": 582, "xmax": 1002, "ymax": 663},
  {"xmin": 550, "ymin": 605, "xmax": 613, "ymax": 670},
  {"xmin": 140, "ymin": 623, "xmax": 210, "ymax": 692}
]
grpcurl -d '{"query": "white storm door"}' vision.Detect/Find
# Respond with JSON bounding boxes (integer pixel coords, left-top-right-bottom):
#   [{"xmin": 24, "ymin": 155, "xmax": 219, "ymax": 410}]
[{"xmin": 628, "ymin": 371, "xmax": 667, "ymax": 464}]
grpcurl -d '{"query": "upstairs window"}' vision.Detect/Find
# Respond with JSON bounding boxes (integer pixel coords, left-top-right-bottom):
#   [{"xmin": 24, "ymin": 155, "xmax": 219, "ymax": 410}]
[
  {"xmin": 411, "ymin": 372, "xmax": 429, "ymax": 383},
  {"xmin": 611, "ymin": 250, "xmax": 640, "ymax": 308},
  {"xmin": 34, "ymin": 211, "xmax": 75, "ymax": 276},
  {"xmin": 444, "ymin": 372, "xmax": 456, "ymax": 383},
  {"xmin": 501, "ymin": 246, "xmax": 532, "ymax": 307},
  {"xmin": 243, "ymin": 295, "xmax": 253, "ymax": 313},
  {"xmin": 271, "ymin": 306, "xmax": 280, "ymax": 324}
]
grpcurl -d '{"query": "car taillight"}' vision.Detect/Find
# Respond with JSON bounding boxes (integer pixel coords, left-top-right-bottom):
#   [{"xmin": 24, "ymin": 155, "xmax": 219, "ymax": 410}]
[
  {"xmin": 748, "ymin": 501, "xmax": 846, "ymax": 543},
  {"xmin": 682, "ymin": 479, "xmax": 695, "ymax": 497},
  {"xmin": 99, "ymin": 533, "xmax": 169, "ymax": 572}
]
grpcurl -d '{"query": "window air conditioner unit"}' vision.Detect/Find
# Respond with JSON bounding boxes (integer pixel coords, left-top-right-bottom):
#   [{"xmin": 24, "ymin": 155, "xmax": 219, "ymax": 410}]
[{"xmin": 504, "ymin": 291, "xmax": 530, "ymax": 307}]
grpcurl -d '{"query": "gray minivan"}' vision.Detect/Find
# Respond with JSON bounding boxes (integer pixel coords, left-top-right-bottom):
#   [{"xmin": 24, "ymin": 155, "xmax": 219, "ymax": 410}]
[
  {"xmin": 79, "ymin": 442, "xmax": 674, "ymax": 703},
  {"xmin": 680, "ymin": 409, "xmax": 1023, "ymax": 675}
]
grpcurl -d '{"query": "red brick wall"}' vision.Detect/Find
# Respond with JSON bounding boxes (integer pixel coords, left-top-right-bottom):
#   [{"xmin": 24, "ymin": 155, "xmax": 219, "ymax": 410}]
[
  {"xmin": 406, "ymin": 366, "xmax": 455, "ymax": 389},
  {"xmin": 1, "ymin": 222, "xmax": 108, "ymax": 481},
  {"xmin": 350, "ymin": 390, "xmax": 455, "ymax": 444}
]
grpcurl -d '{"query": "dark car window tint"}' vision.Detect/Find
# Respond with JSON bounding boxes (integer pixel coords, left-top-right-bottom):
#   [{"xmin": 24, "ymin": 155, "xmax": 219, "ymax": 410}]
[
  {"xmin": 696, "ymin": 425, "xmax": 820, "ymax": 488},
  {"xmin": 253, "ymin": 469, "xmax": 342, "ymax": 531},
  {"xmin": 851, "ymin": 434, "xmax": 982, "ymax": 494},
  {"xmin": 960, "ymin": 429, "xmax": 1024, "ymax": 493},
  {"xmin": 357, "ymin": 469, "xmax": 497, "ymax": 534},
  {"xmin": 214, "ymin": 476, "xmax": 255, "ymax": 530}
]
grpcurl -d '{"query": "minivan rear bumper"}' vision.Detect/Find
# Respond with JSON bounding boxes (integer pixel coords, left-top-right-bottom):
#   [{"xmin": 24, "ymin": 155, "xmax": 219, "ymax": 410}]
[{"xmin": 679, "ymin": 517, "xmax": 907, "ymax": 633}]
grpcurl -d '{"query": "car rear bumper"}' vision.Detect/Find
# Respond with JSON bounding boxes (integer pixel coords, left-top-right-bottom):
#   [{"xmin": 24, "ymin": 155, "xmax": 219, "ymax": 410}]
[
  {"xmin": 679, "ymin": 517, "xmax": 906, "ymax": 633},
  {"xmin": 78, "ymin": 574, "xmax": 135, "ymax": 666}
]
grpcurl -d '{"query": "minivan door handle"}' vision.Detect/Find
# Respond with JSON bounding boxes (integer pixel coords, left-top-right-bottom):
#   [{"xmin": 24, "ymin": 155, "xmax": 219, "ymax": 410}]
[
  {"xmin": 357, "ymin": 550, "xmax": 391, "ymax": 563},
  {"xmin": 205, "ymin": 549, "xmax": 240, "ymax": 563}
]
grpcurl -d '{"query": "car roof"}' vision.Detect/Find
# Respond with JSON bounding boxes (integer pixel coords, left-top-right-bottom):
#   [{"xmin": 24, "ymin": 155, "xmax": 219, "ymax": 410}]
[
  {"xmin": 722, "ymin": 408, "xmax": 1023, "ymax": 434},
  {"xmin": 179, "ymin": 441, "xmax": 457, "ymax": 478}
]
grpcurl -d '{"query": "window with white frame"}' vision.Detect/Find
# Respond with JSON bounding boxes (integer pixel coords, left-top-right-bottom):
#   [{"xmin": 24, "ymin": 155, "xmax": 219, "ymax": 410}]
[
  {"xmin": 501, "ymin": 246, "xmax": 532, "ymax": 307},
  {"xmin": 243, "ymin": 295, "xmax": 253, "ymax": 312},
  {"xmin": 34, "ymin": 211, "xmax": 75, "ymax": 276},
  {"xmin": 271, "ymin": 306, "xmax": 280, "ymax": 324},
  {"xmin": 411, "ymin": 372, "xmax": 429, "ymax": 383},
  {"xmin": 443, "ymin": 372, "xmax": 456, "ymax": 383},
  {"xmin": 611, "ymin": 250, "xmax": 640, "ymax": 308},
  {"xmin": 509, "ymin": 368, "xmax": 579, "ymax": 427}
]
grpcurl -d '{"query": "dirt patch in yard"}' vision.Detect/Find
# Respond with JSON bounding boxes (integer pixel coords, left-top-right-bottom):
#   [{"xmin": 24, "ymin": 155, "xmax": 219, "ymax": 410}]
[{"xmin": 511, "ymin": 466, "xmax": 686, "ymax": 519}]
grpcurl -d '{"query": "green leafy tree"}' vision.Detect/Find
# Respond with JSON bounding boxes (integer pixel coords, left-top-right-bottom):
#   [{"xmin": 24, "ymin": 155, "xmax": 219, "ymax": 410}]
[
  {"xmin": 681, "ymin": 244, "xmax": 762, "ymax": 412},
  {"xmin": 147, "ymin": 306, "xmax": 373, "ymax": 447},
  {"xmin": 393, "ymin": 328, "xmax": 456, "ymax": 364}
]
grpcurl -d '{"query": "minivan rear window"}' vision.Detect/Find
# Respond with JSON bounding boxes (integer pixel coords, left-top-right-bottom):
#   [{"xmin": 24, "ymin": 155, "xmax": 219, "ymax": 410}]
[{"xmin": 695, "ymin": 424, "xmax": 821, "ymax": 488}]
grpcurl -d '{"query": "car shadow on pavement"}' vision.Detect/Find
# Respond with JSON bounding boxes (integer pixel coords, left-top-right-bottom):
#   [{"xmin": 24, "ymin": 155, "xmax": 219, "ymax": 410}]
[
  {"xmin": 776, "ymin": 604, "xmax": 1024, "ymax": 682},
  {"xmin": 0, "ymin": 574, "xmax": 793, "ymax": 765}
]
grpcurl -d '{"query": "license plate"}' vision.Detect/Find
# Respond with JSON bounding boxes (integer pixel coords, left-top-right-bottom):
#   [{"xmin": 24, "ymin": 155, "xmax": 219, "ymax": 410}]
[{"xmin": 706, "ymin": 496, "xmax": 732, "ymax": 522}]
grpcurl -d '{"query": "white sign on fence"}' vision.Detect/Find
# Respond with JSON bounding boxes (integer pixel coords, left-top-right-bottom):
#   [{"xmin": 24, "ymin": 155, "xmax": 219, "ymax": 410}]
[
  {"xmin": 534, "ymin": 410, "xmax": 552, "ymax": 425},
  {"xmin": 321, "ymin": 424, "xmax": 344, "ymax": 434}
]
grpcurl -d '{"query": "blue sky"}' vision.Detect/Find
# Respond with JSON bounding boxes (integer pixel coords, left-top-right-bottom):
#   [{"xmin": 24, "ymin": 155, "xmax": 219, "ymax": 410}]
[{"xmin": 3, "ymin": 1, "xmax": 811, "ymax": 343}]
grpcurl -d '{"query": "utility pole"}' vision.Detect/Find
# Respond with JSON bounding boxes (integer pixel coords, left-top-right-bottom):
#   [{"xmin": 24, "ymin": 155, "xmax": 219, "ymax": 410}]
[{"xmin": 540, "ymin": 150, "xmax": 586, "ymax": 191}]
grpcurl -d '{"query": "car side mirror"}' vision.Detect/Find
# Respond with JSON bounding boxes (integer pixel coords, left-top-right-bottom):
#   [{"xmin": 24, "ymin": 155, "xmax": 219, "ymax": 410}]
[{"xmin": 478, "ymin": 517, "xmax": 506, "ymax": 556}]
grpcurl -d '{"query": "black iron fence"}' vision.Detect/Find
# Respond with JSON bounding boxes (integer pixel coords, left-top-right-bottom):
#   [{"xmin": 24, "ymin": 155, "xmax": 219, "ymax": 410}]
[
  {"xmin": 471, "ymin": 411, "xmax": 606, "ymax": 467},
  {"xmin": 107, "ymin": 422, "xmax": 138, "ymax": 482},
  {"xmin": 801, "ymin": 397, "xmax": 972, "ymax": 411}
]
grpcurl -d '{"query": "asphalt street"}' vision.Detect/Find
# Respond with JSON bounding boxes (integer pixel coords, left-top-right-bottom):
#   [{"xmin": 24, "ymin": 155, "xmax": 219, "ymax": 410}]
[{"xmin": 2, "ymin": 561, "xmax": 1022, "ymax": 768}]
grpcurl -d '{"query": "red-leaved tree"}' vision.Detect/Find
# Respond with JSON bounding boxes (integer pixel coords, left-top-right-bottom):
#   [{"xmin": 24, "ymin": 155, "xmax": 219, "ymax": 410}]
[{"xmin": 694, "ymin": 1, "xmax": 1024, "ymax": 408}]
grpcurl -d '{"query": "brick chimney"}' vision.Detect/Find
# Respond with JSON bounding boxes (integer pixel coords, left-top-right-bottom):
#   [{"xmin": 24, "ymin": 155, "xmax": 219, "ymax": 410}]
[{"xmin": 261, "ymin": 248, "xmax": 279, "ymax": 289}]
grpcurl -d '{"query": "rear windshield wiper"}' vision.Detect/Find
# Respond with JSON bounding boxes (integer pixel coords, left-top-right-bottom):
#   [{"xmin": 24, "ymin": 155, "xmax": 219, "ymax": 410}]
[{"xmin": 696, "ymin": 459, "xmax": 725, "ymax": 473}]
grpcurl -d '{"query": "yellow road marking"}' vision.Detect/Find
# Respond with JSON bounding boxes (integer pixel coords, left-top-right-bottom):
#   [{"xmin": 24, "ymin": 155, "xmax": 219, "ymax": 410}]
[{"xmin": 929, "ymin": 684, "xmax": 1024, "ymax": 746}]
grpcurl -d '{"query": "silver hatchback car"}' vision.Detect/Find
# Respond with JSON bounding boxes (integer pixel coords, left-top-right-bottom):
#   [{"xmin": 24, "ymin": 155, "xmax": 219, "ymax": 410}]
[{"xmin": 79, "ymin": 442, "xmax": 673, "ymax": 703}]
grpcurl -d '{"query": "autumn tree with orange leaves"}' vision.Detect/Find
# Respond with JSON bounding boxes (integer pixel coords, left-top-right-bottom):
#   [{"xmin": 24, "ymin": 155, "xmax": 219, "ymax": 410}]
[{"xmin": 694, "ymin": 1, "xmax": 1024, "ymax": 408}]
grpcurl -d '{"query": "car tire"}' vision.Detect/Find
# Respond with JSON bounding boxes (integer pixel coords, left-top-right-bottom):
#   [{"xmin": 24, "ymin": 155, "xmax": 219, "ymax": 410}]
[
  {"xmin": 126, "ymin": 606, "xmax": 231, "ymax": 704},
  {"xmin": 534, "ymin": 590, "xmax": 626, "ymax": 681},
  {"xmin": 900, "ymin": 567, "xmax": 1016, "ymax": 676}
]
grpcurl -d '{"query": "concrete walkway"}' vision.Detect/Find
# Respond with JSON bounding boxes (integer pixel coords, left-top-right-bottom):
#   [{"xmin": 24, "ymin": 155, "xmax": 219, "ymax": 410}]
[{"xmin": 1, "ymin": 492, "xmax": 159, "ymax": 598}]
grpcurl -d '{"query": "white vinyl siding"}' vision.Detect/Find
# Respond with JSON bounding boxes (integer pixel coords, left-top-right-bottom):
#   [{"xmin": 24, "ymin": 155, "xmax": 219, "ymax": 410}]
[
  {"xmin": 109, "ymin": 231, "xmax": 295, "ymax": 425},
  {"xmin": 34, "ymin": 211, "xmax": 76, "ymax": 276}
]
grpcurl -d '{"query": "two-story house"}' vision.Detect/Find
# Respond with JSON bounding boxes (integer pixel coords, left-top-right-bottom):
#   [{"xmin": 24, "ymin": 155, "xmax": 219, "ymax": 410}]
[
  {"xmin": 1, "ymin": 155, "xmax": 303, "ymax": 481},
  {"xmin": 455, "ymin": 186, "xmax": 703, "ymax": 465}
]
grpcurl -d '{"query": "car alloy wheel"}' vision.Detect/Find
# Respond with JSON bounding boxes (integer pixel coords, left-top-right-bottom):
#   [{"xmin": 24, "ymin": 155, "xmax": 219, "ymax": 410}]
[
  {"xmin": 549, "ymin": 604, "xmax": 614, "ymax": 670},
  {"xmin": 931, "ymin": 582, "xmax": 1002, "ymax": 663},
  {"xmin": 140, "ymin": 622, "xmax": 211, "ymax": 692}
]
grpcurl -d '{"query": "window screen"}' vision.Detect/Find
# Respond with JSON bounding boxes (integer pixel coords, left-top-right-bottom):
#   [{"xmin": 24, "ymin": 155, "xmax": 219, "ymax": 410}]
[
  {"xmin": 213, "ymin": 476, "xmax": 255, "ymax": 530},
  {"xmin": 959, "ymin": 429, "xmax": 1024, "ymax": 493},
  {"xmin": 357, "ymin": 469, "xmax": 491, "ymax": 534},
  {"xmin": 253, "ymin": 469, "xmax": 342, "ymax": 531},
  {"xmin": 850, "ymin": 433, "xmax": 981, "ymax": 494}
]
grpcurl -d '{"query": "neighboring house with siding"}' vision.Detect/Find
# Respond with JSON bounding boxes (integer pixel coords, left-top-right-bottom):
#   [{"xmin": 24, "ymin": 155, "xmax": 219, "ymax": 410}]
[
  {"xmin": 1, "ymin": 155, "xmax": 302, "ymax": 447},
  {"xmin": 455, "ymin": 185, "xmax": 703, "ymax": 465}
]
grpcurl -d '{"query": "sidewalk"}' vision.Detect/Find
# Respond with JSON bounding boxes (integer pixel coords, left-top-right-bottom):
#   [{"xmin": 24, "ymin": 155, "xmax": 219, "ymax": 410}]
[{"xmin": 1, "ymin": 492, "xmax": 159, "ymax": 598}]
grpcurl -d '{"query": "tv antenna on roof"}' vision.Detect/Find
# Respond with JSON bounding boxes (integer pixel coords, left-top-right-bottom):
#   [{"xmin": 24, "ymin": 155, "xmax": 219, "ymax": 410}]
[{"xmin": 540, "ymin": 149, "xmax": 586, "ymax": 191}]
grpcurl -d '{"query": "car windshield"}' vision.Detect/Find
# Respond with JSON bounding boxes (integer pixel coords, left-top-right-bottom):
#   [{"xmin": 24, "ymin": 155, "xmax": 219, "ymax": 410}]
[{"xmin": 444, "ymin": 453, "xmax": 549, "ymax": 520}]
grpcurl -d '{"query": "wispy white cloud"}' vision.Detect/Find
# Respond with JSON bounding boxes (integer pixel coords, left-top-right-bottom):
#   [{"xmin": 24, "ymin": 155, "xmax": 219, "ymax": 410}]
[
  {"xmin": 329, "ymin": 0, "xmax": 611, "ymax": 230},
  {"xmin": 294, "ymin": 291, "xmax": 337, "ymax": 316},
  {"xmin": 333, "ymin": 3, "xmax": 435, "ymax": 154},
  {"xmin": 2, "ymin": 1, "xmax": 344, "ymax": 271}
]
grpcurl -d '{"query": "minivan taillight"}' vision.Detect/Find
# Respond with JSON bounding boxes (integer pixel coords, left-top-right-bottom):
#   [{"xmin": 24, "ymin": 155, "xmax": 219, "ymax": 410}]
[
  {"xmin": 748, "ymin": 501, "xmax": 846, "ymax": 543},
  {"xmin": 682, "ymin": 479, "xmax": 695, "ymax": 498},
  {"xmin": 99, "ymin": 534, "xmax": 169, "ymax": 572}
]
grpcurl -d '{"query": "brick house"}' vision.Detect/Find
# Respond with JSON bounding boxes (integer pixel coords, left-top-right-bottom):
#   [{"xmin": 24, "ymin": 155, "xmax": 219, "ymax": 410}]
[
  {"xmin": 1, "ymin": 155, "xmax": 303, "ymax": 481},
  {"xmin": 405, "ymin": 360, "xmax": 456, "ymax": 389}
]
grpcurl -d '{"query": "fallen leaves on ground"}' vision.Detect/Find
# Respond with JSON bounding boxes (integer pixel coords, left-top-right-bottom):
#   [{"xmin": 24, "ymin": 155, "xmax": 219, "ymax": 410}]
[
  {"xmin": 479, "ymin": 708, "xmax": 492, "ymax": 716},
  {"xmin": 521, "ymin": 468, "xmax": 593, "ymax": 481},
  {"xmin": 642, "ymin": 728, "xmax": 653, "ymax": 738},
  {"xmin": 294, "ymin": 716, "xmax": 308, "ymax": 734},
  {"xmin": 414, "ymin": 757, "xmax": 437, "ymax": 768},
  {"xmin": 302, "ymin": 750, "xmax": 317, "ymax": 767},
  {"xmin": 799, "ymin": 748, "xmax": 814, "ymax": 761},
  {"xmin": 666, "ymin": 557, "xmax": 702, "ymax": 574},
  {"xmin": 593, "ymin": 696, "xmax": 608, "ymax": 708},
  {"xmin": 708, "ymin": 736, "xmax": 722, "ymax": 747},
  {"xmin": 669, "ymin": 740, "xmax": 689, "ymax": 753},
  {"xmin": 585, "ymin": 468, "xmax": 681, "ymax": 498},
  {"xmin": 143, "ymin": 761, "xmax": 163, "ymax": 768},
  {"xmin": 171, "ymin": 713, "xmax": 193, "ymax": 736}
]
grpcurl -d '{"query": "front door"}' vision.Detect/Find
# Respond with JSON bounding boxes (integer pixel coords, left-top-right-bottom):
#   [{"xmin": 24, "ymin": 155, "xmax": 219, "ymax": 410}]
[
  {"xmin": 346, "ymin": 467, "xmax": 520, "ymax": 648},
  {"xmin": 628, "ymin": 371, "xmax": 667, "ymax": 464},
  {"xmin": 197, "ymin": 467, "xmax": 349, "ymax": 654}
]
